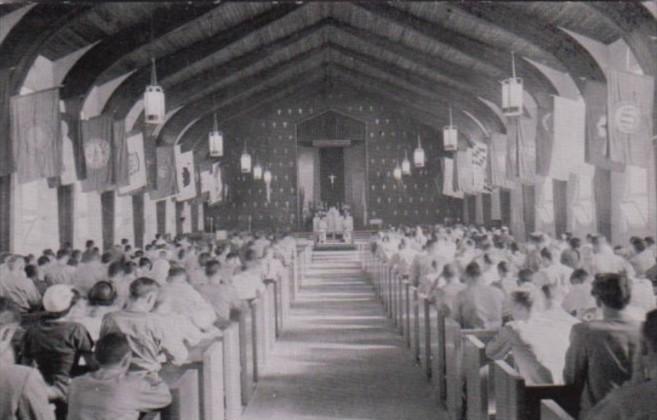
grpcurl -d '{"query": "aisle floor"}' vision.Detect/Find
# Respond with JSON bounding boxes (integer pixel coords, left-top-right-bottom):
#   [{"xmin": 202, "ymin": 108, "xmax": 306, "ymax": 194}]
[{"xmin": 241, "ymin": 252, "xmax": 443, "ymax": 420}]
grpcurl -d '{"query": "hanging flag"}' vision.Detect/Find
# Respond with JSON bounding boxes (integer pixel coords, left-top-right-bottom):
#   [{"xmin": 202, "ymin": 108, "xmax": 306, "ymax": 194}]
[
  {"xmin": 58, "ymin": 116, "xmax": 78, "ymax": 186},
  {"xmin": 442, "ymin": 157, "xmax": 456, "ymax": 197},
  {"xmin": 200, "ymin": 170, "xmax": 213, "ymax": 194},
  {"xmin": 550, "ymin": 96, "xmax": 586, "ymax": 181},
  {"xmin": 0, "ymin": 69, "xmax": 12, "ymax": 176},
  {"xmin": 488, "ymin": 133, "xmax": 507, "ymax": 187},
  {"xmin": 10, "ymin": 88, "xmax": 62, "ymax": 183},
  {"xmin": 175, "ymin": 147, "xmax": 197, "ymax": 202},
  {"xmin": 118, "ymin": 132, "xmax": 147, "ymax": 195},
  {"xmin": 456, "ymin": 148, "xmax": 474, "ymax": 194},
  {"xmin": 584, "ymin": 81, "xmax": 623, "ymax": 172},
  {"xmin": 209, "ymin": 163, "xmax": 223, "ymax": 204},
  {"xmin": 471, "ymin": 142, "xmax": 488, "ymax": 193},
  {"xmin": 81, "ymin": 115, "xmax": 114, "ymax": 192},
  {"xmin": 113, "ymin": 120, "xmax": 130, "ymax": 189},
  {"xmin": 506, "ymin": 115, "xmax": 537, "ymax": 184},
  {"xmin": 150, "ymin": 146, "xmax": 177, "ymax": 200},
  {"xmin": 607, "ymin": 70, "xmax": 654, "ymax": 168},
  {"xmin": 535, "ymin": 104, "xmax": 553, "ymax": 177}
]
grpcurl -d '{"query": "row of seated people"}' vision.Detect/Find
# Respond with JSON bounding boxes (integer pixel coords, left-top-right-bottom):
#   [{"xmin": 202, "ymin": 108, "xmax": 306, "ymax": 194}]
[
  {"xmin": 0, "ymin": 231, "xmax": 297, "ymax": 420},
  {"xmin": 372, "ymin": 225, "xmax": 657, "ymax": 419}
]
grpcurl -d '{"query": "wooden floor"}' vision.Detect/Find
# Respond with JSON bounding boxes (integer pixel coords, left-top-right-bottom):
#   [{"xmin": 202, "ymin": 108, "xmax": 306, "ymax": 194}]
[{"xmin": 242, "ymin": 250, "xmax": 444, "ymax": 420}]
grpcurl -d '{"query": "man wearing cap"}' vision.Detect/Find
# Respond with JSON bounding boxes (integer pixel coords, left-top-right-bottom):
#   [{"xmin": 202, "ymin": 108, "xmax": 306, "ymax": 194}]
[{"xmin": 21, "ymin": 285, "xmax": 95, "ymax": 415}]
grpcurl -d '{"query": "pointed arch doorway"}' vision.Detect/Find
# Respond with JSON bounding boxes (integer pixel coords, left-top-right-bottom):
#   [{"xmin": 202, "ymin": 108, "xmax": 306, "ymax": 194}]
[{"xmin": 296, "ymin": 110, "xmax": 367, "ymax": 231}]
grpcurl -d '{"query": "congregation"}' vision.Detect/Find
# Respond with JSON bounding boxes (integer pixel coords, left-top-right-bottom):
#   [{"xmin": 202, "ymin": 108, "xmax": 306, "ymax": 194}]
[
  {"xmin": 371, "ymin": 224, "xmax": 657, "ymax": 420},
  {"xmin": 0, "ymin": 231, "xmax": 297, "ymax": 420}
]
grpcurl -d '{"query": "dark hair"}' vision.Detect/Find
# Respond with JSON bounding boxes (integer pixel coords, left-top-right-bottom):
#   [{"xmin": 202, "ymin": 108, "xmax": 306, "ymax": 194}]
[
  {"xmin": 592, "ymin": 273, "xmax": 632, "ymax": 310},
  {"xmin": 129, "ymin": 277, "xmax": 160, "ymax": 299},
  {"xmin": 108, "ymin": 261, "xmax": 124, "ymax": 277},
  {"xmin": 518, "ymin": 269, "xmax": 534, "ymax": 284},
  {"xmin": 540, "ymin": 247, "xmax": 553, "ymax": 261},
  {"xmin": 464, "ymin": 262, "xmax": 481, "ymax": 278},
  {"xmin": 632, "ymin": 238, "xmax": 647, "ymax": 253},
  {"xmin": 95, "ymin": 333, "xmax": 131, "ymax": 366},
  {"xmin": 205, "ymin": 259, "xmax": 221, "ymax": 277},
  {"xmin": 510, "ymin": 290, "xmax": 534, "ymax": 311},
  {"xmin": 244, "ymin": 249, "xmax": 257, "ymax": 262},
  {"xmin": 25, "ymin": 264, "xmax": 38, "ymax": 279},
  {"xmin": 645, "ymin": 237, "xmax": 655, "ymax": 246},
  {"xmin": 85, "ymin": 240, "xmax": 95, "ymax": 248},
  {"xmin": 56, "ymin": 249, "xmax": 71, "ymax": 259},
  {"xmin": 101, "ymin": 252, "xmax": 113, "ymax": 264},
  {"xmin": 88, "ymin": 281, "xmax": 117, "ymax": 306},
  {"xmin": 497, "ymin": 261, "xmax": 508, "ymax": 275},
  {"xmin": 642, "ymin": 309, "xmax": 657, "ymax": 352},
  {"xmin": 569, "ymin": 237, "xmax": 581, "ymax": 249},
  {"xmin": 138, "ymin": 257, "xmax": 152, "ymax": 269},
  {"xmin": 570, "ymin": 269, "xmax": 589, "ymax": 285},
  {"xmin": 168, "ymin": 267, "xmax": 187, "ymax": 280}
]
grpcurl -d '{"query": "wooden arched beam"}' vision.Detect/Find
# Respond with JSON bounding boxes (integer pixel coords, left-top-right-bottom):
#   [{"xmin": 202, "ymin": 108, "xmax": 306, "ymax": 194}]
[
  {"xmin": 0, "ymin": 4, "xmax": 91, "ymax": 94},
  {"xmin": 455, "ymin": 2, "xmax": 605, "ymax": 88},
  {"xmin": 353, "ymin": 2, "xmax": 557, "ymax": 108},
  {"xmin": 102, "ymin": 4, "xmax": 300, "ymax": 119},
  {"xmin": 158, "ymin": 46, "xmax": 331, "ymax": 146},
  {"xmin": 60, "ymin": 3, "xmax": 217, "ymax": 100}
]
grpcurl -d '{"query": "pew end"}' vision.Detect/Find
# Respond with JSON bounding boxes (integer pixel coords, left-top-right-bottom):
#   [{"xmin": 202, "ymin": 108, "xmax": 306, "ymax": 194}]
[{"xmin": 160, "ymin": 368, "xmax": 201, "ymax": 420}]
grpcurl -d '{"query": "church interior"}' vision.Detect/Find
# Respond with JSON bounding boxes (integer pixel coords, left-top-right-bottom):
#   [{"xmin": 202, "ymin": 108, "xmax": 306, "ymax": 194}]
[{"xmin": 1, "ymin": 2, "xmax": 657, "ymax": 420}]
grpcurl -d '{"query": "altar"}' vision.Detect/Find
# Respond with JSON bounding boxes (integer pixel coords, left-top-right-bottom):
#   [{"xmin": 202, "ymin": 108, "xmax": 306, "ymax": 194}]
[{"xmin": 312, "ymin": 205, "xmax": 354, "ymax": 244}]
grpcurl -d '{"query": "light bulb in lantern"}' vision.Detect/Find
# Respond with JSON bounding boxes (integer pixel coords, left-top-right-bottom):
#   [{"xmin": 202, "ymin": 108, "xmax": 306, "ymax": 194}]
[
  {"xmin": 263, "ymin": 169, "xmax": 272, "ymax": 184},
  {"xmin": 240, "ymin": 142, "xmax": 252, "ymax": 173},
  {"xmin": 414, "ymin": 135, "xmax": 425, "ymax": 168},
  {"xmin": 501, "ymin": 52, "xmax": 523, "ymax": 117},
  {"xmin": 144, "ymin": 58, "xmax": 165, "ymax": 124},
  {"xmin": 393, "ymin": 163, "xmax": 402, "ymax": 181},
  {"xmin": 253, "ymin": 162, "xmax": 263, "ymax": 180},
  {"xmin": 208, "ymin": 114, "xmax": 223, "ymax": 157},
  {"xmin": 401, "ymin": 151, "xmax": 411, "ymax": 175}
]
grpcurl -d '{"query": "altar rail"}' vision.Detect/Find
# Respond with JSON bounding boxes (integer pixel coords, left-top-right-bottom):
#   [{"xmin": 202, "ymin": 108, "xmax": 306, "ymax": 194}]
[{"xmin": 364, "ymin": 248, "xmax": 578, "ymax": 420}]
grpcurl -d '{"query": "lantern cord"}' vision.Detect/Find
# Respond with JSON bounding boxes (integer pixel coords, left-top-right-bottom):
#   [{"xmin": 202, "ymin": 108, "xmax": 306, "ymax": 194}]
[
  {"xmin": 449, "ymin": 105, "xmax": 453, "ymax": 127},
  {"xmin": 511, "ymin": 51, "xmax": 517, "ymax": 79}
]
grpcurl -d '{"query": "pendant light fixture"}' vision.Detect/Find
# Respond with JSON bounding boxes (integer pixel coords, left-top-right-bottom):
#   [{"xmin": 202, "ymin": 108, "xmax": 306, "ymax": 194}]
[
  {"xmin": 502, "ymin": 51, "xmax": 523, "ymax": 117},
  {"xmin": 393, "ymin": 161, "xmax": 403, "ymax": 181},
  {"xmin": 443, "ymin": 105, "xmax": 458, "ymax": 151},
  {"xmin": 253, "ymin": 157, "xmax": 263, "ymax": 180},
  {"xmin": 263, "ymin": 167, "xmax": 272, "ymax": 203},
  {"xmin": 401, "ymin": 150, "xmax": 411, "ymax": 175},
  {"xmin": 413, "ymin": 135, "xmax": 425, "ymax": 168},
  {"xmin": 144, "ymin": 58, "xmax": 165, "ymax": 124},
  {"xmin": 208, "ymin": 113, "xmax": 223, "ymax": 157},
  {"xmin": 240, "ymin": 141, "xmax": 252, "ymax": 173}
]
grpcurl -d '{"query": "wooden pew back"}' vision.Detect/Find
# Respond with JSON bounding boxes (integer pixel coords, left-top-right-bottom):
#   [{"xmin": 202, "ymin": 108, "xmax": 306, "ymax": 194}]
[
  {"xmin": 541, "ymin": 400, "xmax": 574, "ymax": 420},
  {"xmin": 161, "ymin": 368, "xmax": 200, "ymax": 420},
  {"xmin": 493, "ymin": 360, "xmax": 577, "ymax": 420},
  {"xmin": 464, "ymin": 334, "xmax": 494, "ymax": 420}
]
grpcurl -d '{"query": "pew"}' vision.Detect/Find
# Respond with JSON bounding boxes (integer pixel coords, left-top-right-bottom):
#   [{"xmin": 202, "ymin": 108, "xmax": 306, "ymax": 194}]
[
  {"xmin": 161, "ymin": 368, "xmax": 201, "ymax": 420},
  {"xmin": 222, "ymin": 322, "xmax": 242, "ymax": 420},
  {"xmin": 238, "ymin": 303, "xmax": 256, "ymax": 404},
  {"xmin": 252, "ymin": 292, "xmax": 266, "ymax": 380},
  {"xmin": 493, "ymin": 361, "xmax": 577, "ymax": 420},
  {"xmin": 463, "ymin": 335, "xmax": 494, "ymax": 420},
  {"xmin": 430, "ymin": 303, "xmax": 447, "ymax": 405},
  {"xmin": 541, "ymin": 400, "xmax": 575, "ymax": 420},
  {"xmin": 444, "ymin": 319, "xmax": 497, "ymax": 420}
]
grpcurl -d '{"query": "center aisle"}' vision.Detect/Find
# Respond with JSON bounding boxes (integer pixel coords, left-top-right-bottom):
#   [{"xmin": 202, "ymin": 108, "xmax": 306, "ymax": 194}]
[{"xmin": 242, "ymin": 250, "xmax": 443, "ymax": 420}]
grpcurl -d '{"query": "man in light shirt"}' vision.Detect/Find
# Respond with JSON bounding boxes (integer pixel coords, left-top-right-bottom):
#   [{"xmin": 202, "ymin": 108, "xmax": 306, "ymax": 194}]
[
  {"xmin": 452, "ymin": 262, "xmax": 505, "ymax": 329},
  {"xmin": 150, "ymin": 250, "xmax": 170, "ymax": 286},
  {"xmin": 44, "ymin": 250, "xmax": 77, "ymax": 287}
]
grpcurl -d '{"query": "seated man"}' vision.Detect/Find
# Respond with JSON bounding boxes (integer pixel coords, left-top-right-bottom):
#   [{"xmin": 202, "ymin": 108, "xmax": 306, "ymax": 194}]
[
  {"xmin": 155, "ymin": 267, "xmax": 216, "ymax": 331},
  {"xmin": 584, "ymin": 309, "xmax": 657, "ymax": 419},
  {"xmin": 0, "ymin": 256, "xmax": 42, "ymax": 313},
  {"xmin": 563, "ymin": 273, "xmax": 642, "ymax": 418},
  {"xmin": 486, "ymin": 289, "xmax": 575, "ymax": 384},
  {"xmin": 196, "ymin": 260, "xmax": 242, "ymax": 325},
  {"xmin": 0, "ymin": 297, "xmax": 55, "ymax": 420},
  {"xmin": 66, "ymin": 333, "xmax": 171, "ymax": 420},
  {"xmin": 561, "ymin": 269, "xmax": 597, "ymax": 320},
  {"xmin": 100, "ymin": 278, "xmax": 188, "ymax": 374},
  {"xmin": 452, "ymin": 262, "xmax": 505, "ymax": 329}
]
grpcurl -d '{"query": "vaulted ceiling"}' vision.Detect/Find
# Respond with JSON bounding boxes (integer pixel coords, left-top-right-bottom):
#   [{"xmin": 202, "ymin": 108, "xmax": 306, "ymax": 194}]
[{"xmin": 1, "ymin": 1, "xmax": 655, "ymax": 158}]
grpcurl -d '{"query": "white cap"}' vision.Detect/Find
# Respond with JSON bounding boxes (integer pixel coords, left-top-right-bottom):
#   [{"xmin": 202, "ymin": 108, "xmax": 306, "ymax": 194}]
[{"xmin": 42, "ymin": 285, "xmax": 75, "ymax": 313}]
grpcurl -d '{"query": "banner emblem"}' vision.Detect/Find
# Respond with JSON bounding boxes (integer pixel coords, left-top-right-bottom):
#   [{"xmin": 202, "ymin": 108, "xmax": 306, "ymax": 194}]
[
  {"xmin": 84, "ymin": 138, "xmax": 110, "ymax": 169},
  {"xmin": 613, "ymin": 101, "xmax": 640, "ymax": 134}
]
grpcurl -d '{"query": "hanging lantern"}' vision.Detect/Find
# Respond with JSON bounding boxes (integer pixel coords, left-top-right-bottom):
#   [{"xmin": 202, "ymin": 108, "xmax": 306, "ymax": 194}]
[
  {"xmin": 401, "ymin": 151, "xmax": 411, "ymax": 175},
  {"xmin": 443, "ymin": 106, "xmax": 458, "ymax": 151},
  {"xmin": 393, "ymin": 162, "xmax": 402, "ymax": 181},
  {"xmin": 253, "ymin": 160, "xmax": 263, "ymax": 180},
  {"xmin": 501, "ymin": 52, "xmax": 523, "ymax": 117},
  {"xmin": 208, "ymin": 114, "xmax": 223, "ymax": 157},
  {"xmin": 263, "ymin": 168, "xmax": 272, "ymax": 184},
  {"xmin": 240, "ymin": 141, "xmax": 252, "ymax": 173},
  {"xmin": 413, "ymin": 135, "xmax": 425, "ymax": 168},
  {"xmin": 144, "ymin": 58, "xmax": 165, "ymax": 124}
]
